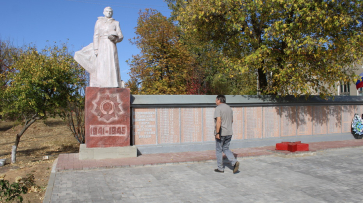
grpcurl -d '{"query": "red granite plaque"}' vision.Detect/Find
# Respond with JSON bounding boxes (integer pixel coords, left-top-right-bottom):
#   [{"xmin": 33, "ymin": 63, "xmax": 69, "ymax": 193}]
[
  {"xmin": 263, "ymin": 107, "xmax": 280, "ymax": 138},
  {"xmin": 244, "ymin": 107, "xmax": 262, "ymax": 139},
  {"xmin": 327, "ymin": 106, "xmax": 342, "ymax": 134},
  {"xmin": 181, "ymin": 108, "xmax": 202, "ymax": 143},
  {"xmin": 357, "ymin": 105, "xmax": 363, "ymax": 115},
  {"xmin": 203, "ymin": 108, "xmax": 215, "ymax": 142},
  {"xmin": 133, "ymin": 108, "xmax": 157, "ymax": 145},
  {"xmin": 296, "ymin": 106, "xmax": 313, "ymax": 136},
  {"xmin": 312, "ymin": 106, "xmax": 328, "ymax": 135},
  {"xmin": 157, "ymin": 108, "xmax": 180, "ymax": 144},
  {"xmin": 342, "ymin": 105, "xmax": 355, "ymax": 133},
  {"xmin": 281, "ymin": 106, "xmax": 297, "ymax": 137},
  {"xmin": 85, "ymin": 87, "xmax": 130, "ymax": 148},
  {"xmin": 232, "ymin": 107, "xmax": 244, "ymax": 140}
]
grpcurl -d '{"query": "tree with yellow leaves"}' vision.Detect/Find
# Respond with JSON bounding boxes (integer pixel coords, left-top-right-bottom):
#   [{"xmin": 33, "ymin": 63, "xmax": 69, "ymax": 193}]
[
  {"xmin": 127, "ymin": 9, "xmax": 195, "ymax": 94},
  {"xmin": 168, "ymin": 0, "xmax": 363, "ymax": 96},
  {"xmin": 1, "ymin": 43, "xmax": 86, "ymax": 163}
]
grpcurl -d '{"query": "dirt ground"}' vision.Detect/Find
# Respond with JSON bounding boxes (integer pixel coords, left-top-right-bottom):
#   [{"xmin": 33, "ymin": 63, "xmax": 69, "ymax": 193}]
[{"xmin": 0, "ymin": 118, "xmax": 80, "ymax": 203}]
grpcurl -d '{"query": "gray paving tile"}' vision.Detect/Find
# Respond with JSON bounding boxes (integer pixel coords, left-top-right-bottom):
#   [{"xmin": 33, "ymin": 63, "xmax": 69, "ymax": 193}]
[{"xmin": 48, "ymin": 146, "xmax": 363, "ymax": 203}]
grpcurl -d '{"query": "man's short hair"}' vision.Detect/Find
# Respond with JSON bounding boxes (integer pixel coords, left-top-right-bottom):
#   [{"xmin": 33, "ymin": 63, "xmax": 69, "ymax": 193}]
[{"xmin": 216, "ymin": 95, "xmax": 226, "ymax": 103}]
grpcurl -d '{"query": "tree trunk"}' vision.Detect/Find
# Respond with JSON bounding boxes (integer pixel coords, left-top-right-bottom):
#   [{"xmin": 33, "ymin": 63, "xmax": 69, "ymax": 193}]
[
  {"xmin": 11, "ymin": 116, "xmax": 38, "ymax": 163},
  {"xmin": 12, "ymin": 134, "xmax": 22, "ymax": 163},
  {"xmin": 11, "ymin": 145, "xmax": 17, "ymax": 163},
  {"xmin": 257, "ymin": 68, "xmax": 268, "ymax": 94}
]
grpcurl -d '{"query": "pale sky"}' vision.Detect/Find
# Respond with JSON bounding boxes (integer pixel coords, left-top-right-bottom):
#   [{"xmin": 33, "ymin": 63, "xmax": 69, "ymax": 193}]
[{"xmin": 0, "ymin": 0, "xmax": 172, "ymax": 82}]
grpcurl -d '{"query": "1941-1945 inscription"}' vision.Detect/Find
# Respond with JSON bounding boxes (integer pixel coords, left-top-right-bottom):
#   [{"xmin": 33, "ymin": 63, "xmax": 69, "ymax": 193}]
[{"xmin": 90, "ymin": 125, "xmax": 127, "ymax": 137}]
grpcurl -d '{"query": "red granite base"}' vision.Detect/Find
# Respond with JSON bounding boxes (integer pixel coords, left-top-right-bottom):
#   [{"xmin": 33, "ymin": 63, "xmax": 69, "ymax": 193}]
[
  {"xmin": 276, "ymin": 142, "xmax": 291, "ymax": 150},
  {"xmin": 276, "ymin": 141, "xmax": 309, "ymax": 152},
  {"xmin": 85, "ymin": 87, "xmax": 130, "ymax": 148}
]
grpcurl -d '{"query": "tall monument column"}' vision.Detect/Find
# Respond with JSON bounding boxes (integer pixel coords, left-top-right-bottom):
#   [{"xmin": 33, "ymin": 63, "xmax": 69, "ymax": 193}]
[{"xmin": 74, "ymin": 7, "xmax": 136, "ymax": 159}]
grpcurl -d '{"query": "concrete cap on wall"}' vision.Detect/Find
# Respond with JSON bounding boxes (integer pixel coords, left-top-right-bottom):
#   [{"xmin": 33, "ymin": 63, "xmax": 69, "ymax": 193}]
[{"xmin": 130, "ymin": 95, "xmax": 363, "ymax": 107}]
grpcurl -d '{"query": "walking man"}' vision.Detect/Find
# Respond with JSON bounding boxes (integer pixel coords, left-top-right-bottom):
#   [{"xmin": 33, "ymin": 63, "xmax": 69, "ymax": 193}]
[{"xmin": 214, "ymin": 95, "xmax": 239, "ymax": 173}]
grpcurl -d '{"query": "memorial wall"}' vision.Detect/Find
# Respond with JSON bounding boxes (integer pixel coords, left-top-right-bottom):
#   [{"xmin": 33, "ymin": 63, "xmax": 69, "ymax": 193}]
[{"xmin": 131, "ymin": 95, "xmax": 363, "ymax": 146}]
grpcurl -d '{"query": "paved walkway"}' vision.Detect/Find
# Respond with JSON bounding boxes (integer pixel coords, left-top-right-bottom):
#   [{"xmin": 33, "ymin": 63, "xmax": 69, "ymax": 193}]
[
  {"xmin": 45, "ymin": 140, "xmax": 363, "ymax": 203},
  {"xmin": 55, "ymin": 140, "xmax": 363, "ymax": 172}
]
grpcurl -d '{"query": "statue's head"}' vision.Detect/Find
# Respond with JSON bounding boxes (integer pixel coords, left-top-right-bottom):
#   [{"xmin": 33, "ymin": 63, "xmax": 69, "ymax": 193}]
[{"xmin": 103, "ymin": 7, "xmax": 113, "ymax": 18}]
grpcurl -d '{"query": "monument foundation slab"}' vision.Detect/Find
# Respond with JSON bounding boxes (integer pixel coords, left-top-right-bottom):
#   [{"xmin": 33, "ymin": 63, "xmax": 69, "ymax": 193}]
[{"xmin": 79, "ymin": 144, "xmax": 137, "ymax": 160}]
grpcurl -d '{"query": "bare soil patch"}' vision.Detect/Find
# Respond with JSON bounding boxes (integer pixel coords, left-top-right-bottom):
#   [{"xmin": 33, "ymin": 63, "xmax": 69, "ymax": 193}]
[{"xmin": 0, "ymin": 118, "xmax": 79, "ymax": 203}]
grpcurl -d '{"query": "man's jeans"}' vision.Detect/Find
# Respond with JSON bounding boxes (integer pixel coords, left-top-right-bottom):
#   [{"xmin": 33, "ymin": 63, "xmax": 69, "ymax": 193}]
[{"xmin": 216, "ymin": 135, "xmax": 237, "ymax": 171}]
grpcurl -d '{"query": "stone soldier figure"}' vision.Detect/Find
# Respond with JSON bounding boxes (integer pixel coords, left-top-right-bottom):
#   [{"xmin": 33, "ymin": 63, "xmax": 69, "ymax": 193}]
[{"xmin": 74, "ymin": 7, "xmax": 124, "ymax": 88}]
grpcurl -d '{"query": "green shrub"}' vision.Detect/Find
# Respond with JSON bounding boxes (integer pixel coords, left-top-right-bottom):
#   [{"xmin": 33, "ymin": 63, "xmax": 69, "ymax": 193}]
[
  {"xmin": 0, "ymin": 174, "xmax": 37, "ymax": 203},
  {"xmin": 0, "ymin": 179, "xmax": 27, "ymax": 203}
]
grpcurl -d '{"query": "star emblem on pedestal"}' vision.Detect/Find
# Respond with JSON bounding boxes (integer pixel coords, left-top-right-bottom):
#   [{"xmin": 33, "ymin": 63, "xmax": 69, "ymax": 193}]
[{"xmin": 91, "ymin": 91, "xmax": 124, "ymax": 123}]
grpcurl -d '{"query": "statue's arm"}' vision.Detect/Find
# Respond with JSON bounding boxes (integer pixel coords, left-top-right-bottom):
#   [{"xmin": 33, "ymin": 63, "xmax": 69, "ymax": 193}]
[
  {"xmin": 93, "ymin": 20, "xmax": 100, "ymax": 55},
  {"xmin": 115, "ymin": 21, "xmax": 123, "ymax": 43}
]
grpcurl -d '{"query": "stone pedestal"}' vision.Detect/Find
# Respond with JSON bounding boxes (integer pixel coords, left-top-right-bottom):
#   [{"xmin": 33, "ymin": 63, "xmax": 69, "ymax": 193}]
[{"xmin": 85, "ymin": 87, "xmax": 131, "ymax": 148}]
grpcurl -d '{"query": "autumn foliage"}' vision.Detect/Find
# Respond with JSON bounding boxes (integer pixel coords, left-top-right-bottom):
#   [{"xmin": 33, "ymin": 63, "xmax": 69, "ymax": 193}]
[
  {"xmin": 1, "ymin": 43, "xmax": 86, "ymax": 162},
  {"xmin": 127, "ymin": 9, "xmax": 195, "ymax": 95},
  {"xmin": 169, "ymin": 0, "xmax": 363, "ymax": 96},
  {"xmin": 127, "ymin": 8, "xmax": 257, "ymax": 95}
]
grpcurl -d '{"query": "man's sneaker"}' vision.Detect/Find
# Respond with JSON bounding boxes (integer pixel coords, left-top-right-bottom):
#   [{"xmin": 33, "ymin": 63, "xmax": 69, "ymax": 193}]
[
  {"xmin": 214, "ymin": 169, "xmax": 224, "ymax": 173},
  {"xmin": 233, "ymin": 161, "xmax": 240, "ymax": 174}
]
